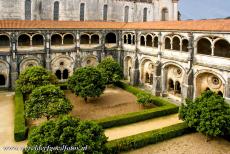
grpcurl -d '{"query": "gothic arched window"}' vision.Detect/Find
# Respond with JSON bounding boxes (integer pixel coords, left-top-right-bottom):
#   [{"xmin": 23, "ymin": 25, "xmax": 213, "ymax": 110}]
[
  {"xmin": 25, "ymin": 0, "xmax": 31, "ymax": 20},
  {"xmin": 53, "ymin": 1, "xmax": 59, "ymax": 20},
  {"xmin": 80, "ymin": 3, "xmax": 85, "ymax": 21},
  {"xmin": 103, "ymin": 5, "xmax": 108, "ymax": 21},
  {"xmin": 124, "ymin": 6, "xmax": 129, "ymax": 22},
  {"xmin": 143, "ymin": 8, "xmax": 148, "ymax": 22}
]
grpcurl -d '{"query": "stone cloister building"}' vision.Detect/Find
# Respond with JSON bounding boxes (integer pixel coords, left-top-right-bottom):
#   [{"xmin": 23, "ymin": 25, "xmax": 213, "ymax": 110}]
[{"xmin": 0, "ymin": 19, "xmax": 230, "ymax": 103}]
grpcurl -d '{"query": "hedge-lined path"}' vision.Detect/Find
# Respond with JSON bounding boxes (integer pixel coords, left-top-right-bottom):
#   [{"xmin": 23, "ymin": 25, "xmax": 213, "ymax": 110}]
[
  {"xmin": 123, "ymin": 133, "xmax": 230, "ymax": 154},
  {"xmin": 0, "ymin": 92, "xmax": 27, "ymax": 154},
  {"xmin": 105, "ymin": 113, "xmax": 182, "ymax": 141}
]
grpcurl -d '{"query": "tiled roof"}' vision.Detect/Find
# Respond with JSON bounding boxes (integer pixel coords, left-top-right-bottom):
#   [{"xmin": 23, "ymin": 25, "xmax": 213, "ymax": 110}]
[{"xmin": 0, "ymin": 19, "xmax": 229, "ymax": 32}]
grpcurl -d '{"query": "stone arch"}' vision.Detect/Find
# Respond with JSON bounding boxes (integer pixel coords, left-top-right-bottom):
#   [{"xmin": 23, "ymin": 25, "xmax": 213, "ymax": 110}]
[
  {"xmin": 82, "ymin": 55, "xmax": 98, "ymax": 67},
  {"xmin": 172, "ymin": 36, "xmax": 181, "ymax": 51},
  {"xmin": 51, "ymin": 55, "xmax": 74, "ymax": 80},
  {"xmin": 18, "ymin": 34, "xmax": 31, "ymax": 46},
  {"xmin": 32, "ymin": 34, "xmax": 44, "ymax": 46},
  {"xmin": 182, "ymin": 39, "xmax": 189, "ymax": 52},
  {"xmin": 140, "ymin": 35, "xmax": 145, "ymax": 46},
  {"xmin": 162, "ymin": 62, "xmax": 185, "ymax": 98},
  {"xmin": 153, "ymin": 36, "xmax": 158, "ymax": 48},
  {"xmin": 124, "ymin": 56, "xmax": 133, "ymax": 81},
  {"xmin": 19, "ymin": 57, "xmax": 40, "ymax": 72},
  {"xmin": 0, "ymin": 35, "xmax": 10, "ymax": 48},
  {"xmin": 0, "ymin": 60, "xmax": 10, "ymax": 88},
  {"xmin": 214, "ymin": 39, "xmax": 230, "ymax": 58},
  {"xmin": 194, "ymin": 70, "xmax": 225, "ymax": 97},
  {"xmin": 165, "ymin": 37, "xmax": 171, "ymax": 49},
  {"xmin": 91, "ymin": 34, "xmax": 100, "ymax": 44},
  {"xmin": 80, "ymin": 34, "xmax": 90, "ymax": 44},
  {"xmin": 63, "ymin": 34, "xmax": 74, "ymax": 45},
  {"xmin": 51, "ymin": 34, "xmax": 62, "ymax": 45},
  {"xmin": 197, "ymin": 37, "xmax": 212, "ymax": 55},
  {"xmin": 140, "ymin": 58, "xmax": 154, "ymax": 85},
  {"xmin": 146, "ymin": 34, "xmax": 153, "ymax": 47},
  {"xmin": 105, "ymin": 32, "xmax": 116, "ymax": 44}
]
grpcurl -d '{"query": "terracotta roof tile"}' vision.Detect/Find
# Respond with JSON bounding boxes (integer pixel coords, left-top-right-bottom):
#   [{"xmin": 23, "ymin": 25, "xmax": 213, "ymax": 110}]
[{"xmin": 0, "ymin": 19, "xmax": 229, "ymax": 32}]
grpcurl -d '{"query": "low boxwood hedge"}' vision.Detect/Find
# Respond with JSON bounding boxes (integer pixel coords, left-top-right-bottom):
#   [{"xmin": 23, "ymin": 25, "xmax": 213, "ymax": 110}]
[
  {"xmin": 106, "ymin": 122, "xmax": 192, "ymax": 153},
  {"xmin": 97, "ymin": 105, "xmax": 178, "ymax": 128},
  {"xmin": 14, "ymin": 90, "xmax": 27, "ymax": 142},
  {"xmin": 96, "ymin": 82, "xmax": 178, "ymax": 128}
]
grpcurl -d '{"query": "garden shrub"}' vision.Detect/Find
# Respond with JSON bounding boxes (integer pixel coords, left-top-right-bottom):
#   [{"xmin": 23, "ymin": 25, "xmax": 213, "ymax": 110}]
[
  {"xmin": 97, "ymin": 57, "xmax": 123, "ymax": 85},
  {"xmin": 179, "ymin": 90, "xmax": 230, "ymax": 138},
  {"xmin": 14, "ymin": 90, "xmax": 27, "ymax": 141},
  {"xmin": 25, "ymin": 85, "xmax": 72, "ymax": 120},
  {"xmin": 16, "ymin": 66, "xmax": 58, "ymax": 96},
  {"xmin": 106, "ymin": 122, "xmax": 192, "ymax": 153},
  {"xmin": 68, "ymin": 66, "xmax": 106, "ymax": 102},
  {"xmin": 26, "ymin": 116, "xmax": 108, "ymax": 154}
]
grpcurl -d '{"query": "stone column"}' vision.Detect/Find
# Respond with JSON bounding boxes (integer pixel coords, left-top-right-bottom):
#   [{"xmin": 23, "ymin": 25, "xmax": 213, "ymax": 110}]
[
  {"xmin": 100, "ymin": 30, "xmax": 106, "ymax": 61},
  {"xmin": 117, "ymin": 30, "xmax": 123, "ymax": 65},
  {"xmin": 152, "ymin": 32, "xmax": 162, "ymax": 96},
  {"xmin": 45, "ymin": 32, "xmax": 51, "ymax": 71},
  {"xmin": 74, "ymin": 30, "xmax": 81, "ymax": 69},
  {"xmin": 10, "ymin": 32, "xmax": 18, "ymax": 89},
  {"xmin": 131, "ymin": 30, "xmax": 140, "ymax": 86},
  {"xmin": 182, "ymin": 33, "xmax": 194, "ymax": 101}
]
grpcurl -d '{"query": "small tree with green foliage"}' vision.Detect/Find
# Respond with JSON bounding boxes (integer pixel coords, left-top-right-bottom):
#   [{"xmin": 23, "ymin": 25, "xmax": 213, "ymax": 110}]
[
  {"xmin": 179, "ymin": 90, "xmax": 230, "ymax": 139},
  {"xmin": 97, "ymin": 57, "xmax": 123, "ymax": 85},
  {"xmin": 25, "ymin": 85, "xmax": 72, "ymax": 120},
  {"xmin": 68, "ymin": 67, "xmax": 105, "ymax": 102},
  {"xmin": 16, "ymin": 66, "xmax": 57, "ymax": 95},
  {"xmin": 27, "ymin": 116, "xmax": 108, "ymax": 154}
]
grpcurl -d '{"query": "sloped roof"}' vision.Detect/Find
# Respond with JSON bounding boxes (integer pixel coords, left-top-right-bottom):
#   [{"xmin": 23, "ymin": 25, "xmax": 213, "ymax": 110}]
[{"xmin": 0, "ymin": 19, "xmax": 229, "ymax": 32}]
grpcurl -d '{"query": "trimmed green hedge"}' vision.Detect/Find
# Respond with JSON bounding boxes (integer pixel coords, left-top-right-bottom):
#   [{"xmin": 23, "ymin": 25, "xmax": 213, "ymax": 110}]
[
  {"xmin": 14, "ymin": 90, "xmax": 27, "ymax": 142},
  {"xmin": 96, "ymin": 82, "xmax": 178, "ymax": 128},
  {"xmin": 106, "ymin": 122, "xmax": 192, "ymax": 153},
  {"xmin": 97, "ymin": 105, "xmax": 178, "ymax": 128}
]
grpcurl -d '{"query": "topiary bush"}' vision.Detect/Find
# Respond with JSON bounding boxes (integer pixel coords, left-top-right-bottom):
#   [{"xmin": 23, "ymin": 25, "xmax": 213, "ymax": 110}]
[
  {"xmin": 16, "ymin": 66, "xmax": 58, "ymax": 96},
  {"xmin": 97, "ymin": 57, "xmax": 123, "ymax": 85},
  {"xmin": 68, "ymin": 66, "xmax": 106, "ymax": 102},
  {"xmin": 179, "ymin": 90, "xmax": 230, "ymax": 138},
  {"xmin": 25, "ymin": 84, "xmax": 72, "ymax": 120},
  {"xmin": 26, "ymin": 116, "xmax": 108, "ymax": 154}
]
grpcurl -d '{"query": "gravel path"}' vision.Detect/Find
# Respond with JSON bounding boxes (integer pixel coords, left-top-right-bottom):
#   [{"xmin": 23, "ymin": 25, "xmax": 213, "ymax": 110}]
[
  {"xmin": 0, "ymin": 92, "xmax": 27, "ymax": 154},
  {"xmin": 105, "ymin": 114, "xmax": 182, "ymax": 141},
  {"xmin": 123, "ymin": 133, "xmax": 230, "ymax": 154}
]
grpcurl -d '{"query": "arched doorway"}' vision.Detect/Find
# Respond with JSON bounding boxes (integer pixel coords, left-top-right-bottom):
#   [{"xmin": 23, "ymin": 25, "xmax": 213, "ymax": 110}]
[
  {"xmin": 140, "ymin": 59, "xmax": 154, "ymax": 86},
  {"xmin": 63, "ymin": 69, "xmax": 69, "ymax": 79},
  {"xmin": 0, "ymin": 74, "xmax": 5, "ymax": 86},
  {"xmin": 55, "ymin": 70, "xmax": 62, "ymax": 80}
]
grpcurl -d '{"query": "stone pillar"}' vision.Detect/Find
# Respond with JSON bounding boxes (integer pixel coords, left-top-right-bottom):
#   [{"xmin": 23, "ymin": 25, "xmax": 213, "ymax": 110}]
[
  {"xmin": 45, "ymin": 32, "xmax": 51, "ymax": 70},
  {"xmin": 131, "ymin": 30, "xmax": 140, "ymax": 86},
  {"xmin": 117, "ymin": 30, "xmax": 123, "ymax": 65},
  {"xmin": 10, "ymin": 32, "xmax": 18, "ymax": 89},
  {"xmin": 74, "ymin": 30, "xmax": 81, "ymax": 69},
  {"xmin": 182, "ymin": 33, "xmax": 194, "ymax": 101},
  {"xmin": 152, "ymin": 32, "xmax": 162, "ymax": 96},
  {"xmin": 100, "ymin": 30, "xmax": 106, "ymax": 61}
]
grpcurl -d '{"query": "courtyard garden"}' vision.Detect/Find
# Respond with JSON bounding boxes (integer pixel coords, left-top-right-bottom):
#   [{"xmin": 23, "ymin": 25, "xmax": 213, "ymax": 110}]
[{"xmin": 10, "ymin": 57, "xmax": 230, "ymax": 154}]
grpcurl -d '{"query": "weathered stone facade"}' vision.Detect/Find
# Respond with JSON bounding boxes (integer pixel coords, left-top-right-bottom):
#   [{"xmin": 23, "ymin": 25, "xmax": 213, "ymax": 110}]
[
  {"xmin": 0, "ymin": 21, "xmax": 230, "ymax": 103},
  {"xmin": 0, "ymin": 0, "xmax": 178, "ymax": 22}
]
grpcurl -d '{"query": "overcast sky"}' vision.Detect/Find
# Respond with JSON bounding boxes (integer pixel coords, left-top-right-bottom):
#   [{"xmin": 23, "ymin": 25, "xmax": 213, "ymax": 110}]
[{"xmin": 179, "ymin": 0, "xmax": 230, "ymax": 20}]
